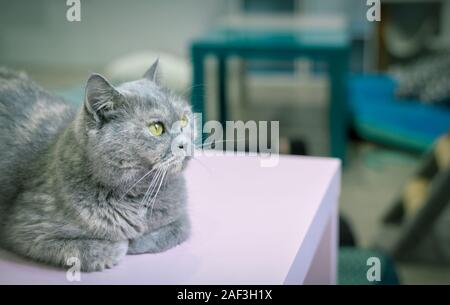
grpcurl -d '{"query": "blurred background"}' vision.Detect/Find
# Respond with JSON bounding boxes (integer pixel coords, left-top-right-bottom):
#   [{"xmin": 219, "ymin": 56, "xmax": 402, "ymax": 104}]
[{"xmin": 1, "ymin": 0, "xmax": 449, "ymax": 284}]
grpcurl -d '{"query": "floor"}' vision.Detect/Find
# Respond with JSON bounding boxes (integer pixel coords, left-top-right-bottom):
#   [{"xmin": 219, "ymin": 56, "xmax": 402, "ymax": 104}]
[{"xmin": 340, "ymin": 141, "xmax": 450, "ymax": 284}]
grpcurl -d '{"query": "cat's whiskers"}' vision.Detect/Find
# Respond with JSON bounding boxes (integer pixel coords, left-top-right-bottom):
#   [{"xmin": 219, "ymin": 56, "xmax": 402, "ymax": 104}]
[
  {"xmin": 141, "ymin": 167, "xmax": 164, "ymax": 207},
  {"xmin": 140, "ymin": 156, "xmax": 177, "ymax": 207},
  {"xmin": 139, "ymin": 171, "xmax": 160, "ymax": 209},
  {"xmin": 146, "ymin": 157, "xmax": 179, "ymax": 218},
  {"xmin": 190, "ymin": 156, "xmax": 213, "ymax": 175},
  {"xmin": 120, "ymin": 168, "xmax": 156, "ymax": 201},
  {"xmin": 194, "ymin": 138, "xmax": 247, "ymax": 150},
  {"xmin": 119, "ymin": 157, "xmax": 174, "ymax": 201},
  {"xmin": 148, "ymin": 169, "xmax": 168, "ymax": 219},
  {"xmin": 179, "ymin": 83, "xmax": 209, "ymax": 100}
]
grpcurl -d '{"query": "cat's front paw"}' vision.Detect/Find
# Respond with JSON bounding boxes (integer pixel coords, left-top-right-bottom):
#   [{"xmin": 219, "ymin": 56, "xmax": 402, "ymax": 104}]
[
  {"xmin": 128, "ymin": 216, "xmax": 190, "ymax": 254},
  {"xmin": 79, "ymin": 240, "xmax": 128, "ymax": 272}
]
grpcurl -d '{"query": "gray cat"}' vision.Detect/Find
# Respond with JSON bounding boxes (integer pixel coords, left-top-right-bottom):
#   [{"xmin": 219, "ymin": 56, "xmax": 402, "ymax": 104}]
[{"xmin": 0, "ymin": 60, "xmax": 192, "ymax": 272}]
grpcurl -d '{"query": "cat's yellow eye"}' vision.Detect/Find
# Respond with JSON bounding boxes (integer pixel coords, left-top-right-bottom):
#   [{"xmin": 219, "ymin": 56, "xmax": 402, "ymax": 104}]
[
  {"xmin": 148, "ymin": 122, "xmax": 164, "ymax": 136},
  {"xmin": 181, "ymin": 114, "xmax": 189, "ymax": 127}
]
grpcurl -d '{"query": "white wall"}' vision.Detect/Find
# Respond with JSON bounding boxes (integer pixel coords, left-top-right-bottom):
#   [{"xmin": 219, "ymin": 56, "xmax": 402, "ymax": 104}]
[{"xmin": 0, "ymin": 0, "xmax": 232, "ymax": 67}]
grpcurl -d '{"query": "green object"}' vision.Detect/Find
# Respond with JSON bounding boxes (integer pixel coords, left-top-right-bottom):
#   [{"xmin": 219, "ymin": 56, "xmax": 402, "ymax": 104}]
[
  {"xmin": 190, "ymin": 28, "xmax": 350, "ymax": 163},
  {"xmin": 338, "ymin": 247, "xmax": 400, "ymax": 285}
]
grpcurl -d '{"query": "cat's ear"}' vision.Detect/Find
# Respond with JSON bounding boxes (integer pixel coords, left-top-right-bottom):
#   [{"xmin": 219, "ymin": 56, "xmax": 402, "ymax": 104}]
[
  {"xmin": 143, "ymin": 58, "xmax": 161, "ymax": 84},
  {"xmin": 84, "ymin": 73, "xmax": 121, "ymax": 122}
]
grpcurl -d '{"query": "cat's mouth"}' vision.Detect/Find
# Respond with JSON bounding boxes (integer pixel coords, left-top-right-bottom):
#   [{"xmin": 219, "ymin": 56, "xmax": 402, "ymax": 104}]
[
  {"xmin": 167, "ymin": 155, "xmax": 189, "ymax": 174},
  {"xmin": 144, "ymin": 152, "xmax": 189, "ymax": 175}
]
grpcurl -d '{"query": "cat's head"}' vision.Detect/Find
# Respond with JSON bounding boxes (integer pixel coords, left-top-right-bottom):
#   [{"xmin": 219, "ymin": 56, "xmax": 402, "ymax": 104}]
[{"xmin": 80, "ymin": 60, "xmax": 193, "ymax": 187}]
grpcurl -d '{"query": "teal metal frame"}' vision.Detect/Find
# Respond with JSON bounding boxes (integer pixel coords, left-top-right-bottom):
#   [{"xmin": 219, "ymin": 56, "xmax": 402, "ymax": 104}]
[{"xmin": 191, "ymin": 29, "xmax": 350, "ymax": 163}]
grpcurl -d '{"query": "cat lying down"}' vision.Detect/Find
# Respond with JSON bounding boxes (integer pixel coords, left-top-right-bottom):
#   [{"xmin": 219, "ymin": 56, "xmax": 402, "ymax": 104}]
[{"xmin": 0, "ymin": 60, "xmax": 192, "ymax": 272}]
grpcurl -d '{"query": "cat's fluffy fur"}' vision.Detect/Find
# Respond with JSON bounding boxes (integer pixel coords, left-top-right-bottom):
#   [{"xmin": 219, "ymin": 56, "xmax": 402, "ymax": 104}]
[{"xmin": 0, "ymin": 62, "xmax": 191, "ymax": 272}]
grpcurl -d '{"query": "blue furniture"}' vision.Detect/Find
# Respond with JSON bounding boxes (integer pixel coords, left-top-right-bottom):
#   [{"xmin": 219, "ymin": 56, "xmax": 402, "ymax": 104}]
[
  {"xmin": 348, "ymin": 74, "xmax": 450, "ymax": 153},
  {"xmin": 191, "ymin": 28, "xmax": 351, "ymax": 163}
]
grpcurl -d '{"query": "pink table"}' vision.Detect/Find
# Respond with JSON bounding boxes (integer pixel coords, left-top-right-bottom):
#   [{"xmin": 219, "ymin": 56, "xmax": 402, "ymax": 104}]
[{"xmin": 0, "ymin": 153, "xmax": 340, "ymax": 284}]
